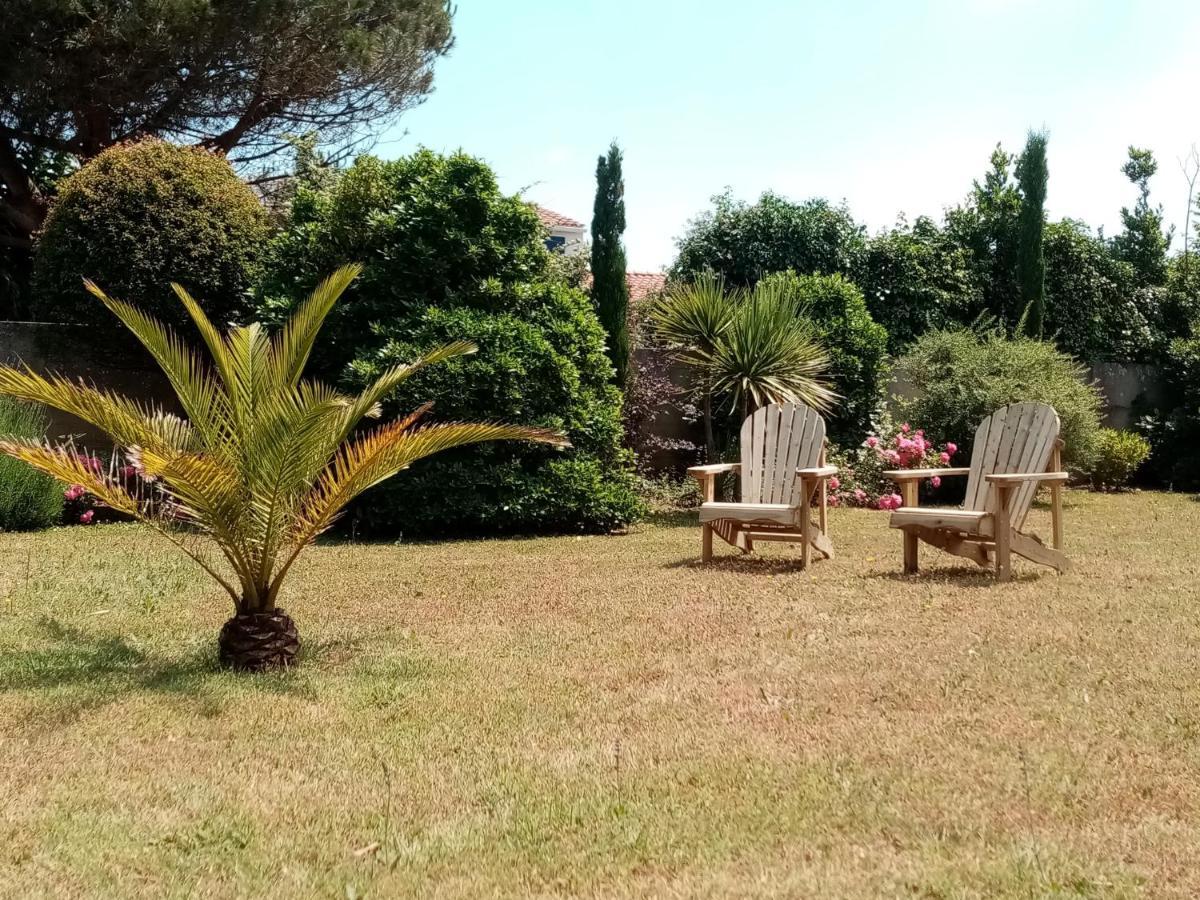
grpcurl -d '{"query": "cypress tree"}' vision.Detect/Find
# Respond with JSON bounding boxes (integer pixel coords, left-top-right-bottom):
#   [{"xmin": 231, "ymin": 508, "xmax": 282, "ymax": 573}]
[
  {"xmin": 591, "ymin": 141, "xmax": 631, "ymax": 384},
  {"xmin": 1016, "ymin": 130, "xmax": 1049, "ymax": 336}
]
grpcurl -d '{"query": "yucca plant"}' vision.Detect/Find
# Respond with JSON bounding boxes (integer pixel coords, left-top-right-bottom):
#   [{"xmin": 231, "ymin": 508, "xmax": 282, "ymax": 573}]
[
  {"xmin": 648, "ymin": 273, "xmax": 739, "ymax": 460},
  {"xmin": 706, "ymin": 278, "xmax": 836, "ymax": 421},
  {"xmin": 0, "ymin": 265, "xmax": 567, "ymax": 670},
  {"xmin": 650, "ymin": 274, "xmax": 835, "ymax": 457}
]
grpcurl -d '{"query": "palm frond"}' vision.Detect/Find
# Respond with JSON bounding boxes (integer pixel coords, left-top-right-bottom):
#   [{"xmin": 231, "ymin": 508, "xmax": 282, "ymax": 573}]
[
  {"xmin": 705, "ymin": 279, "xmax": 838, "ymax": 414},
  {"xmin": 270, "ymin": 264, "xmax": 363, "ymax": 388},
  {"xmin": 649, "ymin": 273, "xmax": 740, "ymax": 354}
]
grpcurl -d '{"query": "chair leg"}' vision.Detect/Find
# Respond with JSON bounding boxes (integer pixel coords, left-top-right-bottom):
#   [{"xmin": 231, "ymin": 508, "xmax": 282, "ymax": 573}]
[
  {"xmin": 800, "ymin": 480, "xmax": 812, "ymax": 570},
  {"xmin": 701, "ymin": 523, "xmax": 713, "ymax": 563},
  {"xmin": 900, "ymin": 481, "xmax": 919, "ymax": 574},
  {"xmin": 994, "ymin": 487, "xmax": 1012, "ymax": 582}
]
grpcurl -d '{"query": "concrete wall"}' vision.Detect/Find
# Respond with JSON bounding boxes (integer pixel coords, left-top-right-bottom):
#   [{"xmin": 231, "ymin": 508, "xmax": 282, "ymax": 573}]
[{"xmin": 0, "ymin": 322, "xmax": 175, "ymax": 448}]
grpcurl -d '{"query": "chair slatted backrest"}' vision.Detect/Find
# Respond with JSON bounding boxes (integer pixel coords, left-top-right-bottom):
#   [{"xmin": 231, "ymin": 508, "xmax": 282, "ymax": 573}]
[
  {"xmin": 963, "ymin": 402, "xmax": 1061, "ymax": 528},
  {"xmin": 739, "ymin": 403, "xmax": 825, "ymax": 506}
]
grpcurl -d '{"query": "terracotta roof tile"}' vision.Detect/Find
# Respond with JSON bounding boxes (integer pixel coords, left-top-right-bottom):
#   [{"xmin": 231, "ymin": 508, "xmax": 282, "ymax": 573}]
[
  {"xmin": 584, "ymin": 271, "xmax": 667, "ymax": 303},
  {"xmin": 533, "ymin": 204, "xmax": 585, "ymax": 229}
]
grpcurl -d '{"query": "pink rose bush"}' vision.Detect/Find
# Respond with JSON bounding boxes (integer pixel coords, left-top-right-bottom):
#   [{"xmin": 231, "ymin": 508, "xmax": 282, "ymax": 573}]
[
  {"xmin": 60, "ymin": 451, "xmax": 166, "ymax": 526},
  {"xmin": 827, "ymin": 416, "xmax": 959, "ymax": 510}
]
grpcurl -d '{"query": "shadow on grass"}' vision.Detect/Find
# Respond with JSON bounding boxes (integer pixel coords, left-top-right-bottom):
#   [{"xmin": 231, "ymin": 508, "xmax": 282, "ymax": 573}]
[
  {"xmin": 0, "ymin": 618, "xmax": 313, "ymax": 697},
  {"xmin": 872, "ymin": 567, "xmax": 1042, "ymax": 587},
  {"xmin": 664, "ymin": 551, "xmax": 814, "ymax": 575}
]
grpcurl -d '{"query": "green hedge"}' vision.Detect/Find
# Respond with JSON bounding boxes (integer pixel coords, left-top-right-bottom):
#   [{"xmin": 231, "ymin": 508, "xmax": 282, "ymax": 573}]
[
  {"xmin": 757, "ymin": 271, "xmax": 888, "ymax": 445},
  {"xmin": 259, "ymin": 149, "xmax": 642, "ymax": 536}
]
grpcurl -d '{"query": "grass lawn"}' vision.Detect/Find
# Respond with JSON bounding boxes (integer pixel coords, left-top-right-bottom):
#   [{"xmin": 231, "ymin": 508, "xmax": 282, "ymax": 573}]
[{"xmin": 1, "ymin": 490, "xmax": 1197, "ymax": 898}]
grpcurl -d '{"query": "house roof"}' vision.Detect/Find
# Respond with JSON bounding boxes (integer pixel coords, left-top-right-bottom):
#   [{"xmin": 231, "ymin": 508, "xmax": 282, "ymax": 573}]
[
  {"xmin": 626, "ymin": 272, "xmax": 667, "ymax": 302},
  {"xmin": 534, "ymin": 204, "xmax": 585, "ymax": 230},
  {"xmin": 585, "ymin": 271, "xmax": 667, "ymax": 303}
]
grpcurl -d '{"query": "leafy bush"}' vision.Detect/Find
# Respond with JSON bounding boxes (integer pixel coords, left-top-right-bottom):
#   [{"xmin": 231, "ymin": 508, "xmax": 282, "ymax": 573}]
[
  {"xmin": 259, "ymin": 149, "xmax": 641, "ymax": 536},
  {"xmin": 827, "ymin": 413, "xmax": 961, "ymax": 510},
  {"xmin": 670, "ymin": 190, "xmax": 865, "ymax": 286},
  {"xmin": 853, "ymin": 217, "xmax": 978, "ymax": 353},
  {"xmin": 1137, "ymin": 330, "xmax": 1200, "ymax": 490},
  {"xmin": 893, "ymin": 328, "xmax": 1103, "ymax": 470},
  {"xmin": 757, "ymin": 271, "xmax": 888, "ymax": 445},
  {"xmin": 0, "ymin": 399, "xmax": 63, "ymax": 530},
  {"xmin": 1043, "ymin": 221, "xmax": 1151, "ymax": 362},
  {"xmin": 1085, "ymin": 428, "xmax": 1150, "ymax": 490},
  {"xmin": 33, "ymin": 139, "xmax": 268, "ymax": 329}
]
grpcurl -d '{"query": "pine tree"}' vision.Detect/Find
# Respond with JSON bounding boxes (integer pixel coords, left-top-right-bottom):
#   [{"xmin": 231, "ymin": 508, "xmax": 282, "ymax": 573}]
[
  {"xmin": 1016, "ymin": 130, "xmax": 1049, "ymax": 336},
  {"xmin": 591, "ymin": 141, "xmax": 631, "ymax": 384}
]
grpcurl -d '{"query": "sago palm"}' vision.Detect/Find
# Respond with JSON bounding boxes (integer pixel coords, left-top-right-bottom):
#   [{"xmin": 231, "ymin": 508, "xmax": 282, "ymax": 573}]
[{"xmin": 0, "ymin": 265, "xmax": 567, "ymax": 670}]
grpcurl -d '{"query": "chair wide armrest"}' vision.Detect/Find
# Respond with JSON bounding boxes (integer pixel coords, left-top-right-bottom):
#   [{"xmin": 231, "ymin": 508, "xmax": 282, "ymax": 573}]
[
  {"xmin": 882, "ymin": 467, "xmax": 970, "ymax": 481},
  {"xmin": 985, "ymin": 471, "xmax": 1069, "ymax": 484},
  {"xmin": 795, "ymin": 465, "xmax": 838, "ymax": 479},
  {"xmin": 687, "ymin": 463, "xmax": 740, "ymax": 479}
]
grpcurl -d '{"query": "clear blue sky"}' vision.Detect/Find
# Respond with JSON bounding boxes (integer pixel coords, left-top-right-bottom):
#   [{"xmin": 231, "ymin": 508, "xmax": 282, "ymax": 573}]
[{"xmin": 382, "ymin": 0, "xmax": 1200, "ymax": 271}]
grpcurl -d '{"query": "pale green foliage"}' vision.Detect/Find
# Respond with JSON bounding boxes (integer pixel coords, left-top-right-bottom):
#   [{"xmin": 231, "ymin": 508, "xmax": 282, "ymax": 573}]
[
  {"xmin": 1087, "ymin": 428, "xmax": 1150, "ymax": 490},
  {"xmin": 894, "ymin": 327, "xmax": 1102, "ymax": 469},
  {"xmin": 0, "ymin": 265, "xmax": 565, "ymax": 612}
]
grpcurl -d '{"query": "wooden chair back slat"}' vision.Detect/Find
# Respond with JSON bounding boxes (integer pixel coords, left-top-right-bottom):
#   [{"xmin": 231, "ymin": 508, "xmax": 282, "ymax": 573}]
[
  {"xmin": 962, "ymin": 402, "xmax": 1061, "ymax": 526},
  {"xmin": 739, "ymin": 403, "xmax": 825, "ymax": 506}
]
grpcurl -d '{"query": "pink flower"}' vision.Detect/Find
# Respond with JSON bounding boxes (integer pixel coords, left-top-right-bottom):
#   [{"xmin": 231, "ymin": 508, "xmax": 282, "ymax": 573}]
[
  {"xmin": 828, "ymin": 476, "xmax": 840, "ymax": 491},
  {"xmin": 930, "ymin": 476, "xmax": 942, "ymax": 488},
  {"xmin": 900, "ymin": 423, "xmax": 910, "ymax": 433},
  {"xmin": 120, "ymin": 465, "xmax": 137, "ymax": 480},
  {"xmin": 828, "ymin": 495, "xmax": 840, "ymax": 507},
  {"xmin": 888, "ymin": 492, "xmax": 903, "ymax": 508},
  {"xmin": 939, "ymin": 451, "xmax": 951, "ymax": 464},
  {"xmin": 945, "ymin": 442, "xmax": 957, "ymax": 456},
  {"xmin": 63, "ymin": 484, "xmax": 85, "ymax": 501},
  {"xmin": 853, "ymin": 488, "xmax": 867, "ymax": 502},
  {"xmin": 79, "ymin": 510, "xmax": 94, "ymax": 525},
  {"xmin": 85, "ymin": 456, "xmax": 102, "ymax": 473},
  {"xmin": 884, "ymin": 449, "xmax": 901, "ymax": 464},
  {"xmin": 865, "ymin": 435, "xmax": 878, "ymax": 448}
]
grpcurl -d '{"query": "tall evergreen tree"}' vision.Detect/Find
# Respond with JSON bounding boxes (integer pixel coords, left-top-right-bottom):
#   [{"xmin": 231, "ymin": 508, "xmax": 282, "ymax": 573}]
[
  {"xmin": 591, "ymin": 141, "xmax": 631, "ymax": 384},
  {"xmin": 1112, "ymin": 146, "xmax": 1171, "ymax": 286},
  {"xmin": 1016, "ymin": 130, "xmax": 1049, "ymax": 336}
]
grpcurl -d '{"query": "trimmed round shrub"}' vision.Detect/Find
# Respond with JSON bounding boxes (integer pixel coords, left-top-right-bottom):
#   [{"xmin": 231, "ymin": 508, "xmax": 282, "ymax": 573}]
[
  {"xmin": 0, "ymin": 399, "xmax": 63, "ymax": 531},
  {"xmin": 259, "ymin": 149, "xmax": 642, "ymax": 537},
  {"xmin": 33, "ymin": 139, "xmax": 269, "ymax": 329},
  {"xmin": 893, "ymin": 328, "xmax": 1102, "ymax": 470},
  {"xmin": 1085, "ymin": 428, "xmax": 1150, "ymax": 490},
  {"xmin": 757, "ymin": 270, "xmax": 888, "ymax": 445}
]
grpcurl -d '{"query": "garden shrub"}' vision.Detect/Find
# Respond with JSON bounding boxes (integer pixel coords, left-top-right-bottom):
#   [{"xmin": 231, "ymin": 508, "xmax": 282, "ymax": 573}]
[
  {"xmin": 826, "ymin": 413, "xmax": 961, "ymax": 510},
  {"xmin": 32, "ymin": 139, "xmax": 268, "ymax": 329},
  {"xmin": 853, "ymin": 217, "xmax": 978, "ymax": 353},
  {"xmin": 0, "ymin": 399, "xmax": 63, "ymax": 530},
  {"xmin": 757, "ymin": 271, "xmax": 888, "ymax": 445},
  {"xmin": 670, "ymin": 190, "xmax": 865, "ymax": 286},
  {"xmin": 1137, "ymin": 330, "xmax": 1200, "ymax": 490},
  {"xmin": 893, "ymin": 328, "xmax": 1103, "ymax": 470},
  {"xmin": 1085, "ymin": 428, "xmax": 1150, "ymax": 491},
  {"xmin": 259, "ymin": 149, "xmax": 641, "ymax": 536}
]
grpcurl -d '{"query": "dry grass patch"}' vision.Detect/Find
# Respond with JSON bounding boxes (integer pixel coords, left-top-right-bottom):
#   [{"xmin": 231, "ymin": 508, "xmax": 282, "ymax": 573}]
[{"xmin": 0, "ymin": 490, "xmax": 1197, "ymax": 898}]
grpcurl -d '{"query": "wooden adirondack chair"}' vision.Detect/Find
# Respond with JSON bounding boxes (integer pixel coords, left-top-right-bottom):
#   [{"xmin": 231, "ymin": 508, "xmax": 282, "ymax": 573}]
[
  {"xmin": 687, "ymin": 402, "xmax": 837, "ymax": 568},
  {"xmin": 883, "ymin": 402, "xmax": 1069, "ymax": 581}
]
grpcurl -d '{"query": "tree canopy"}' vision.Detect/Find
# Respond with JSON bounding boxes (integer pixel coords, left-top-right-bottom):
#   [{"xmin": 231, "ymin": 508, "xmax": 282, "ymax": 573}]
[{"xmin": 0, "ymin": 0, "xmax": 453, "ymax": 247}]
